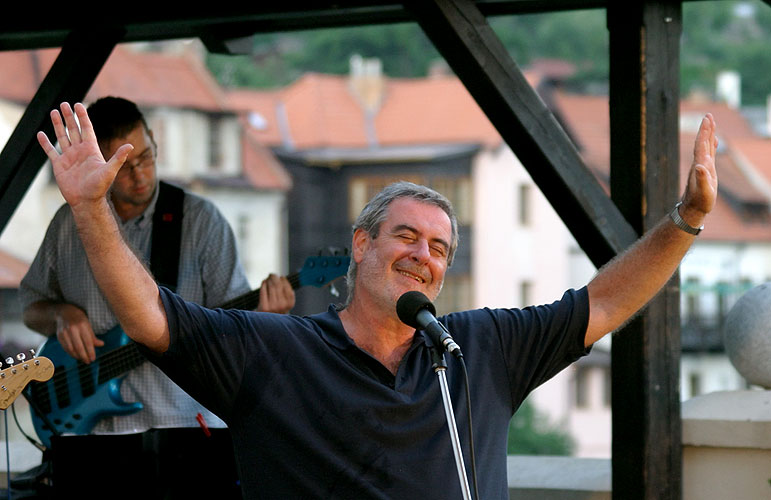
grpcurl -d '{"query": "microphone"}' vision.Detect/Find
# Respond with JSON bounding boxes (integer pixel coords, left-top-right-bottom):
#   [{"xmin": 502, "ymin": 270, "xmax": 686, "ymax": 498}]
[{"xmin": 396, "ymin": 291, "xmax": 463, "ymax": 358}]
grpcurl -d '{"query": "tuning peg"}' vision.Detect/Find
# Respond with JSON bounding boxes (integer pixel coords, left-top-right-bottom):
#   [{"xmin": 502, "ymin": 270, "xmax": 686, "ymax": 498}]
[
  {"xmin": 5, "ymin": 357, "xmax": 13, "ymax": 366},
  {"xmin": 329, "ymin": 283, "xmax": 340, "ymax": 298},
  {"xmin": 16, "ymin": 352, "xmax": 26, "ymax": 362}
]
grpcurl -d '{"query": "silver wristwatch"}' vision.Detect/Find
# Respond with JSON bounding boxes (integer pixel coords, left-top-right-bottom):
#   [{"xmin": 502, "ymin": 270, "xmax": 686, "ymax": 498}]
[{"xmin": 669, "ymin": 201, "xmax": 703, "ymax": 235}]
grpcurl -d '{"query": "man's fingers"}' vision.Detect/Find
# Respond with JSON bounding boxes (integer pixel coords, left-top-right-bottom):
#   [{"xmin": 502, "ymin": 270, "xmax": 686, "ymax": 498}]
[
  {"xmin": 58, "ymin": 328, "xmax": 89, "ymax": 364},
  {"xmin": 51, "ymin": 109, "xmax": 70, "ymax": 150},
  {"xmin": 36, "ymin": 132, "xmax": 59, "ymax": 163},
  {"xmin": 73, "ymin": 102, "xmax": 97, "ymax": 145},
  {"xmin": 60, "ymin": 103, "xmax": 82, "ymax": 145},
  {"xmin": 106, "ymin": 144, "xmax": 134, "ymax": 173},
  {"xmin": 84, "ymin": 336, "xmax": 97, "ymax": 363}
]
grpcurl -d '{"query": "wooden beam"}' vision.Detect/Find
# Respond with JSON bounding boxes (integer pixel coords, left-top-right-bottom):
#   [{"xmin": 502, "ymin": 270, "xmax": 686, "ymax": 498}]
[
  {"xmin": 406, "ymin": 0, "xmax": 637, "ymax": 267},
  {"xmin": 0, "ymin": 28, "xmax": 124, "ymax": 236},
  {"xmin": 1, "ymin": 3, "xmax": 610, "ymax": 51},
  {"xmin": 608, "ymin": 2, "xmax": 683, "ymax": 499}
]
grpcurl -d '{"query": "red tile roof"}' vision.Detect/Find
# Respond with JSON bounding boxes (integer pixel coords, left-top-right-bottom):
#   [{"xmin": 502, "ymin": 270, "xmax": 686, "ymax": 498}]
[
  {"xmin": 5, "ymin": 46, "xmax": 771, "ymax": 242},
  {"xmin": 229, "ymin": 68, "xmax": 771, "ymax": 243},
  {"xmin": 242, "ymin": 123, "xmax": 293, "ymax": 191},
  {"xmin": 554, "ymin": 89, "xmax": 771, "ymax": 241},
  {"xmin": 226, "ymin": 71, "xmax": 544, "ymax": 150},
  {"xmin": 0, "ymin": 49, "xmax": 58, "ymax": 103},
  {"xmin": 88, "ymin": 46, "xmax": 226, "ymax": 111},
  {"xmin": 0, "ymin": 45, "xmax": 290, "ymax": 191},
  {"xmin": 0, "ymin": 45, "xmax": 226, "ymax": 110}
]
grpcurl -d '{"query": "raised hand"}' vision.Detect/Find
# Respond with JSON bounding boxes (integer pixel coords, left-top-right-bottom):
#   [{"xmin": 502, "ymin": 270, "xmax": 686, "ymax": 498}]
[
  {"xmin": 680, "ymin": 113, "xmax": 719, "ymax": 225},
  {"xmin": 37, "ymin": 103, "xmax": 133, "ymax": 210}
]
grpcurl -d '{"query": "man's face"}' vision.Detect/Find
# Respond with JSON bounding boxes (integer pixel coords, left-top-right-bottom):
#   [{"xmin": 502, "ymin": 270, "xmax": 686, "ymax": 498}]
[
  {"xmin": 105, "ymin": 124, "xmax": 157, "ymax": 210},
  {"xmin": 353, "ymin": 197, "xmax": 452, "ymax": 311}
]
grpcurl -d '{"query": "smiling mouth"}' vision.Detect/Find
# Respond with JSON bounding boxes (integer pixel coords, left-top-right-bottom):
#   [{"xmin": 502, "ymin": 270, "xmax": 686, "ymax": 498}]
[{"xmin": 398, "ymin": 270, "xmax": 426, "ymax": 283}]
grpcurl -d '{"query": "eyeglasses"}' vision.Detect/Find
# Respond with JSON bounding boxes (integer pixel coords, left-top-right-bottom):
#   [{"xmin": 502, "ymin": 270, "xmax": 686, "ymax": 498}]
[{"xmin": 117, "ymin": 148, "xmax": 155, "ymax": 178}]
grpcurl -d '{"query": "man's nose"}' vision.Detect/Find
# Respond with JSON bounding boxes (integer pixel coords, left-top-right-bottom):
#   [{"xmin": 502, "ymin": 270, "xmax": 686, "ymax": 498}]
[
  {"xmin": 410, "ymin": 239, "xmax": 431, "ymax": 263},
  {"xmin": 131, "ymin": 165, "xmax": 149, "ymax": 181}
]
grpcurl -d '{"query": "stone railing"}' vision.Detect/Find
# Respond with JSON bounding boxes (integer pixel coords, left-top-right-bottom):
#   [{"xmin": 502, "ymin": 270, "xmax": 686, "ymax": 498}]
[
  {"xmin": 508, "ymin": 283, "xmax": 771, "ymax": 499},
  {"xmin": 682, "ymin": 390, "xmax": 771, "ymax": 500}
]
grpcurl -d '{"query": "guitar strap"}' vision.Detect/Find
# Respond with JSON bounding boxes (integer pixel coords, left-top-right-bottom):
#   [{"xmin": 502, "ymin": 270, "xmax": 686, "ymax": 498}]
[{"xmin": 150, "ymin": 181, "xmax": 185, "ymax": 292}]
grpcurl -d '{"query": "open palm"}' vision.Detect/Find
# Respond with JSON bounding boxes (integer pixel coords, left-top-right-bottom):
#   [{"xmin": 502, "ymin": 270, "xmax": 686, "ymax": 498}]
[
  {"xmin": 37, "ymin": 103, "xmax": 132, "ymax": 209},
  {"xmin": 683, "ymin": 113, "xmax": 719, "ymax": 215}
]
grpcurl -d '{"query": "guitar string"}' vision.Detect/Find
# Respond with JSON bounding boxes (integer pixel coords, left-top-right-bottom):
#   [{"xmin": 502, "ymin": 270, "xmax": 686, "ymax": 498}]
[{"xmin": 34, "ymin": 343, "xmax": 143, "ymax": 409}]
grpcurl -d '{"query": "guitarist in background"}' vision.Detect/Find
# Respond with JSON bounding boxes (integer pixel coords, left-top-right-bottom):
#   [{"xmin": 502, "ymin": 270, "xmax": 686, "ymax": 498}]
[{"xmin": 19, "ymin": 96, "xmax": 295, "ymax": 436}]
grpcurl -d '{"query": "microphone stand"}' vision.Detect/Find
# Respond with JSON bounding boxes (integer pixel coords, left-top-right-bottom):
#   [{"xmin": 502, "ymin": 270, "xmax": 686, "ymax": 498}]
[{"xmin": 429, "ymin": 346, "xmax": 472, "ymax": 500}]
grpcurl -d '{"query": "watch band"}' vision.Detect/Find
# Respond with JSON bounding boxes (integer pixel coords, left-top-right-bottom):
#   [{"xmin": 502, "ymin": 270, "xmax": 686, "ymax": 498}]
[{"xmin": 669, "ymin": 202, "xmax": 703, "ymax": 235}]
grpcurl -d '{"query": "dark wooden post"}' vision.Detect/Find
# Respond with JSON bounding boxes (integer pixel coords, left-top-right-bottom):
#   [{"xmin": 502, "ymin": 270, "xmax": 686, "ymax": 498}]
[
  {"xmin": 608, "ymin": 2, "xmax": 683, "ymax": 499},
  {"xmin": 0, "ymin": 28, "xmax": 123, "ymax": 235}
]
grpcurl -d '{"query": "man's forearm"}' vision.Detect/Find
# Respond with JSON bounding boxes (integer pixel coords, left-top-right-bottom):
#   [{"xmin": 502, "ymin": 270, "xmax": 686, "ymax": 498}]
[
  {"xmin": 71, "ymin": 199, "xmax": 170, "ymax": 352},
  {"xmin": 585, "ymin": 214, "xmax": 698, "ymax": 346},
  {"xmin": 22, "ymin": 300, "xmax": 62, "ymax": 336}
]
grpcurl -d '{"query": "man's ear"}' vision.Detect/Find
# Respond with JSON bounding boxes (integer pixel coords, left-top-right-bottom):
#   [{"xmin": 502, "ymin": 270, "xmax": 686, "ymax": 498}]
[{"xmin": 351, "ymin": 228, "xmax": 370, "ymax": 264}]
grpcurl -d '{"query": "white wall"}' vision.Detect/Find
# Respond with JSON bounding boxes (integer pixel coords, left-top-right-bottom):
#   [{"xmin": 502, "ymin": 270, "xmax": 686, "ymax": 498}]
[
  {"xmin": 0, "ymin": 102, "xmax": 65, "ymax": 262},
  {"xmin": 681, "ymin": 353, "xmax": 746, "ymax": 400},
  {"xmin": 472, "ymin": 144, "xmax": 603, "ymax": 457},
  {"xmin": 196, "ymin": 187, "xmax": 287, "ymax": 288},
  {"xmin": 472, "ymin": 145, "xmax": 595, "ymax": 310}
]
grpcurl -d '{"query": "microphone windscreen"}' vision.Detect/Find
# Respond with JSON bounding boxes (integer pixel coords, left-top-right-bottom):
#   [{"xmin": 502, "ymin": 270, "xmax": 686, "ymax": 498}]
[{"xmin": 396, "ymin": 291, "xmax": 436, "ymax": 328}]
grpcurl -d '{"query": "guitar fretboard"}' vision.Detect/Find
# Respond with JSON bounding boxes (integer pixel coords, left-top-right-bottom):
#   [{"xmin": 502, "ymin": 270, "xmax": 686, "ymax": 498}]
[{"xmin": 218, "ymin": 271, "xmax": 301, "ymax": 311}]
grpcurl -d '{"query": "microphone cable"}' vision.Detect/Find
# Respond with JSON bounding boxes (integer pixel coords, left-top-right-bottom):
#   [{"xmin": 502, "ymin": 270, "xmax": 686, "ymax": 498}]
[{"xmin": 459, "ymin": 357, "xmax": 479, "ymax": 500}]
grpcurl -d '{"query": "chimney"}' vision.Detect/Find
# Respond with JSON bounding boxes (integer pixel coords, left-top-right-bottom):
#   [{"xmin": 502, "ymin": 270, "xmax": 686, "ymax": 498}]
[
  {"xmin": 348, "ymin": 54, "xmax": 385, "ymax": 114},
  {"xmin": 716, "ymin": 70, "xmax": 741, "ymax": 109}
]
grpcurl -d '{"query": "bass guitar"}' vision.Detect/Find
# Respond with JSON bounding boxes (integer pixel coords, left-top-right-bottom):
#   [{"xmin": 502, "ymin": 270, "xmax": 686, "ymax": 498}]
[{"xmin": 29, "ymin": 254, "xmax": 349, "ymax": 448}]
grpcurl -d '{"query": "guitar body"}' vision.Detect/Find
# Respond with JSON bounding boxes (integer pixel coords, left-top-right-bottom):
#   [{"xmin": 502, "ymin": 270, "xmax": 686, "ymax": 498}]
[
  {"xmin": 31, "ymin": 326, "xmax": 144, "ymax": 448},
  {"xmin": 28, "ymin": 254, "xmax": 349, "ymax": 448}
]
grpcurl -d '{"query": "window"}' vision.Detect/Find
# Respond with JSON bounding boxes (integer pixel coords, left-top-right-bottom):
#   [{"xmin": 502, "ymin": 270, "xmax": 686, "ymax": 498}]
[
  {"xmin": 683, "ymin": 277, "xmax": 701, "ymax": 323},
  {"xmin": 147, "ymin": 116, "xmax": 167, "ymax": 173},
  {"xmin": 518, "ymin": 183, "xmax": 531, "ymax": 226},
  {"xmin": 519, "ymin": 280, "xmax": 532, "ymax": 308},
  {"xmin": 716, "ymin": 281, "xmax": 729, "ymax": 326},
  {"xmin": 432, "ymin": 177, "xmax": 472, "ymax": 225},
  {"xmin": 237, "ymin": 214, "xmax": 250, "ymax": 271},
  {"xmin": 348, "ymin": 175, "xmax": 425, "ymax": 222},
  {"xmin": 434, "ymin": 274, "xmax": 472, "ymax": 316},
  {"xmin": 574, "ymin": 366, "xmax": 590, "ymax": 409},
  {"xmin": 689, "ymin": 372, "xmax": 702, "ymax": 398},
  {"xmin": 209, "ymin": 115, "xmax": 223, "ymax": 170},
  {"xmin": 348, "ymin": 175, "xmax": 472, "ymax": 224}
]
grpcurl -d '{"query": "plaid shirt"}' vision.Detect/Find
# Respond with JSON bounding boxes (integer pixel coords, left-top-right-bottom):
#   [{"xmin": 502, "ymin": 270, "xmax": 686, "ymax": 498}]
[{"xmin": 20, "ymin": 184, "xmax": 250, "ymax": 433}]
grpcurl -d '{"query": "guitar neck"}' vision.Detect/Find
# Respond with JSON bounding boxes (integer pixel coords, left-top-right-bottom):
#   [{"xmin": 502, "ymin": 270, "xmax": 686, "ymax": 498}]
[
  {"xmin": 100, "ymin": 342, "xmax": 148, "ymax": 383},
  {"xmin": 103, "ymin": 271, "xmax": 302, "ymax": 376},
  {"xmin": 217, "ymin": 271, "xmax": 301, "ymax": 311}
]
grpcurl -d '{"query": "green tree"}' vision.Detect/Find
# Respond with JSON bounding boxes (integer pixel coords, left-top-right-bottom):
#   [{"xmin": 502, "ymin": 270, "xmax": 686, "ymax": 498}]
[
  {"xmin": 206, "ymin": 1, "xmax": 771, "ymax": 105},
  {"xmin": 507, "ymin": 400, "xmax": 575, "ymax": 456}
]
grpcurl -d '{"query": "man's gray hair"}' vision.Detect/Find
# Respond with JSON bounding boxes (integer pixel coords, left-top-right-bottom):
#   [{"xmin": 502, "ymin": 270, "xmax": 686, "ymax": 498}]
[{"xmin": 344, "ymin": 181, "xmax": 459, "ymax": 306}]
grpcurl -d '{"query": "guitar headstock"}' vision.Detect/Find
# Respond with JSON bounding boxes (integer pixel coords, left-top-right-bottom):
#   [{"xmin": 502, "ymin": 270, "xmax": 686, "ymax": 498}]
[
  {"xmin": 297, "ymin": 249, "xmax": 350, "ymax": 289},
  {"xmin": 0, "ymin": 350, "xmax": 54, "ymax": 409}
]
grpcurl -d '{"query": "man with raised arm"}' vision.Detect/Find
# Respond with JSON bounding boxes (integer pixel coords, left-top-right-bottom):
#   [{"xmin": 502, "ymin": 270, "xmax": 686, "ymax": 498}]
[
  {"xmin": 23, "ymin": 97, "xmax": 295, "ymax": 436},
  {"xmin": 37, "ymin": 102, "xmax": 718, "ymax": 499}
]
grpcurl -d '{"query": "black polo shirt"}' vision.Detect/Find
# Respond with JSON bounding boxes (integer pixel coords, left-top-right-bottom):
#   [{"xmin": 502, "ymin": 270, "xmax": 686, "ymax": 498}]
[{"xmin": 150, "ymin": 286, "xmax": 589, "ymax": 499}]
